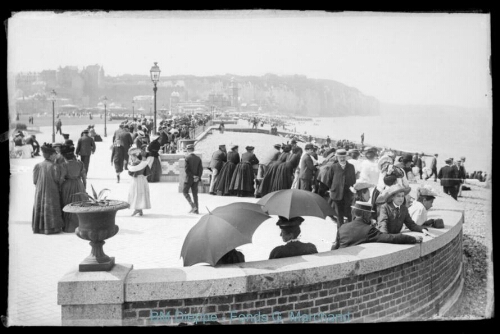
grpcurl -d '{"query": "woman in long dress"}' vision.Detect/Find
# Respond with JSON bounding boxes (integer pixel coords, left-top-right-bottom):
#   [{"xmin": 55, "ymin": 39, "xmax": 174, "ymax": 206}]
[
  {"xmin": 229, "ymin": 146, "xmax": 259, "ymax": 197},
  {"xmin": 59, "ymin": 144, "xmax": 87, "ymax": 232},
  {"xmin": 111, "ymin": 139, "xmax": 124, "ymax": 183},
  {"xmin": 32, "ymin": 143, "xmax": 64, "ymax": 234},
  {"xmin": 146, "ymin": 137, "xmax": 162, "ymax": 183},
  {"xmin": 127, "ymin": 146, "xmax": 153, "ymax": 216},
  {"xmin": 215, "ymin": 145, "xmax": 240, "ymax": 196},
  {"xmin": 270, "ymin": 145, "xmax": 301, "ymax": 192},
  {"xmin": 256, "ymin": 144, "xmax": 291, "ymax": 197}
]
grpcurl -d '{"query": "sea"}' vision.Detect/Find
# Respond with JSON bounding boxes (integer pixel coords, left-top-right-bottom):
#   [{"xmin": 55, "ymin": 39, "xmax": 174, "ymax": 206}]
[{"xmin": 289, "ymin": 105, "xmax": 492, "ymax": 174}]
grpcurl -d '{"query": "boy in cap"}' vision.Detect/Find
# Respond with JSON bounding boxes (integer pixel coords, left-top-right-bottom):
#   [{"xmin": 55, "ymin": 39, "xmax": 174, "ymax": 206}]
[
  {"xmin": 269, "ymin": 217, "xmax": 318, "ymax": 259},
  {"xmin": 183, "ymin": 144, "xmax": 203, "ymax": 214},
  {"xmin": 408, "ymin": 186, "xmax": 444, "ymax": 228},
  {"xmin": 336, "ymin": 201, "xmax": 422, "ymax": 249}
]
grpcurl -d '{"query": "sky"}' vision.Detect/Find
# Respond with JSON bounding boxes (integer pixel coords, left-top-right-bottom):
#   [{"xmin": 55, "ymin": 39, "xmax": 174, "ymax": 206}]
[{"xmin": 7, "ymin": 10, "xmax": 492, "ymax": 109}]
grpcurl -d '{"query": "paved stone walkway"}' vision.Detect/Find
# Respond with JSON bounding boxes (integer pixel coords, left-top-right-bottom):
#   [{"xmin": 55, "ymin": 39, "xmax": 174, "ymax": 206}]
[{"xmin": 8, "ymin": 126, "xmax": 336, "ymax": 326}]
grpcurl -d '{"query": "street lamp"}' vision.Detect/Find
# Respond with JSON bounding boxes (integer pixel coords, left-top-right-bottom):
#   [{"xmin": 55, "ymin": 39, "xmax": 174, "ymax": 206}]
[
  {"xmin": 132, "ymin": 99, "xmax": 135, "ymax": 120},
  {"xmin": 103, "ymin": 96, "xmax": 108, "ymax": 137},
  {"xmin": 150, "ymin": 62, "xmax": 161, "ymax": 135},
  {"xmin": 50, "ymin": 89, "xmax": 56, "ymax": 143}
]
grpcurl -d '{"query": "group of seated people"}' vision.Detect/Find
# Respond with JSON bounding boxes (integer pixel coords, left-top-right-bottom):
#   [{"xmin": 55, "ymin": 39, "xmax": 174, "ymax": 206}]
[
  {"xmin": 10, "ymin": 130, "xmax": 40, "ymax": 158},
  {"xmin": 215, "ymin": 183, "xmax": 444, "ymax": 266}
]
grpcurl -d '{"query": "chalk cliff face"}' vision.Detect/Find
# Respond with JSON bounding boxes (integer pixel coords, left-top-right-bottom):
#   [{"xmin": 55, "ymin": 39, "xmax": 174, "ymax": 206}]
[
  {"xmin": 17, "ymin": 71, "xmax": 379, "ymax": 117},
  {"xmin": 178, "ymin": 74, "xmax": 381, "ymax": 117}
]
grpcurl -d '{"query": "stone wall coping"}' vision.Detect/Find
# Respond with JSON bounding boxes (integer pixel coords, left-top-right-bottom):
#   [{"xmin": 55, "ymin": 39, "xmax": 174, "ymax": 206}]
[{"xmin": 124, "ymin": 187, "xmax": 463, "ymax": 301}]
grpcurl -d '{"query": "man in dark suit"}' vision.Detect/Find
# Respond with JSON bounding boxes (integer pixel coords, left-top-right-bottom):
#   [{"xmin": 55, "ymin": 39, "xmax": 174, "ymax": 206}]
[
  {"xmin": 453, "ymin": 158, "xmax": 466, "ymax": 197},
  {"xmin": 209, "ymin": 144, "xmax": 227, "ymax": 195},
  {"xmin": 425, "ymin": 153, "xmax": 439, "ymax": 181},
  {"xmin": 119, "ymin": 126, "xmax": 134, "ymax": 170},
  {"xmin": 183, "ymin": 144, "xmax": 203, "ymax": 214},
  {"xmin": 338, "ymin": 201, "xmax": 422, "ymax": 248},
  {"xmin": 438, "ymin": 158, "xmax": 459, "ymax": 200},
  {"xmin": 328, "ymin": 149, "xmax": 356, "ymax": 226},
  {"xmin": 298, "ymin": 143, "xmax": 317, "ymax": 191},
  {"xmin": 76, "ymin": 129, "xmax": 96, "ymax": 174}
]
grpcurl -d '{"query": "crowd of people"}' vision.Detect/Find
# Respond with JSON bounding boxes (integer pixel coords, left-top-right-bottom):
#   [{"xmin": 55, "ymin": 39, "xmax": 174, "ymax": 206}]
[
  {"xmin": 24, "ymin": 113, "xmax": 486, "ymax": 271},
  {"xmin": 209, "ymin": 136, "xmax": 466, "ymax": 264}
]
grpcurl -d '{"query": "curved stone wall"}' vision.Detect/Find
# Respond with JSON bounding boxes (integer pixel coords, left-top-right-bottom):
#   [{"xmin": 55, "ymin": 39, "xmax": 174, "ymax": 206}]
[{"xmin": 58, "ymin": 188, "xmax": 464, "ymax": 325}]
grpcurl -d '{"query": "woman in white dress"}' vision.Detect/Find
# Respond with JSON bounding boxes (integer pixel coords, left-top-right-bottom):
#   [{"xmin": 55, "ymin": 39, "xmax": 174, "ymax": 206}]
[{"xmin": 127, "ymin": 146, "xmax": 154, "ymax": 216}]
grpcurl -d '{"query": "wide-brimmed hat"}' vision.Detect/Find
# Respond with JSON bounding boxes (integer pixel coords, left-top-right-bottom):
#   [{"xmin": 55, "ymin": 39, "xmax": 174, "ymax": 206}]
[
  {"xmin": 231, "ymin": 144, "xmax": 239, "ymax": 150},
  {"xmin": 276, "ymin": 216, "xmax": 304, "ymax": 228},
  {"xmin": 353, "ymin": 181, "xmax": 374, "ymax": 191},
  {"xmin": 417, "ymin": 186, "xmax": 438, "ymax": 199},
  {"xmin": 246, "ymin": 146, "xmax": 255, "ymax": 151},
  {"xmin": 351, "ymin": 201, "xmax": 375, "ymax": 213},
  {"xmin": 378, "ymin": 155, "xmax": 394, "ymax": 173},
  {"xmin": 128, "ymin": 147, "xmax": 142, "ymax": 156},
  {"xmin": 137, "ymin": 130, "xmax": 145, "ymax": 137},
  {"xmin": 335, "ymin": 148, "xmax": 347, "ymax": 157},
  {"xmin": 186, "ymin": 144, "xmax": 195, "ymax": 150},
  {"xmin": 382, "ymin": 184, "xmax": 411, "ymax": 202},
  {"xmin": 52, "ymin": 142, "xmax": 63, "ymax": 147}
]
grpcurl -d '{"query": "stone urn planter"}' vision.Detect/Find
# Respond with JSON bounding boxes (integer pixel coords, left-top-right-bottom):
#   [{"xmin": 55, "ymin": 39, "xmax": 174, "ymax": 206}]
[{"xmin": 63, "ymin": 200, "xmax": 129, "ymax": 272}]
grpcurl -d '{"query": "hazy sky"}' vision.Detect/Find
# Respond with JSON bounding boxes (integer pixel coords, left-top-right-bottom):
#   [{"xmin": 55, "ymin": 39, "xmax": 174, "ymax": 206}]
[{"xmin": 7, "ymin": 10, "xmax": 491, "ymax": 108}]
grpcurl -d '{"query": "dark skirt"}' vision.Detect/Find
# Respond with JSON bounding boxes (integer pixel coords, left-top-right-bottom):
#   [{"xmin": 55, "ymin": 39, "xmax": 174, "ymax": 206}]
[
  {"xmin": 216, "ymin": 162, "xmax": 237, "ymax": 196},
  {"xmin": 256, "ymin": 162, "xmax": 282, "ymax": 197},
  {"xmin": 270, "ymin": 162, "xmax": 294, "ymax": 192},
  {"xmin": 147, "ymin": 157, "xmax": 162, "ymax": 183},
  {"xmin": 229, "ymin": 163, "xmax": 255, "ymax": 195},
  {"xmin": 112, "ymin": 146, "xmax": 125, "ymax": 174},
  {"xmin": 60, "ymin": 178, "xmax": 86, "ymax": 232}
]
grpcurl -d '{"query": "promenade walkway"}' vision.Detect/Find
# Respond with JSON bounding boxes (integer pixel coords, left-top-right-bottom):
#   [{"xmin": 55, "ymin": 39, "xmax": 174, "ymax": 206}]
[{"xmin": 7, "ymin": 126, "xmax": 335, "ymax": 326}]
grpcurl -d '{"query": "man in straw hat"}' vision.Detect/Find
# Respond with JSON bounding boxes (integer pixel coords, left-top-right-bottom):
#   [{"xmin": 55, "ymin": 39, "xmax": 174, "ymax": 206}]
[
  {"xmin": 377, "ymin": 184, "xmax": 429, "ymax": 234},
  {"xmin": 183, "ymin": 144, "xmax": 203, "ymax": 214},
  {"xmin": 408, "ymin": 186, "xmax": 444, "ymax": 229},
  {"xmin": 336, "ymin": 202, "xmax": 422, "ymax": 249},
  {"xmin": 438, "ymin": 158, "xmax": 459, "ymax": 200},
  {"xmin": 269, "ymin": 217, "xmax": 318, "ymax": 259}
]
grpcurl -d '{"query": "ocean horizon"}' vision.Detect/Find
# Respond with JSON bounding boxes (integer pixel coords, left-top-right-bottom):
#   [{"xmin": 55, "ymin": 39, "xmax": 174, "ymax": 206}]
[{"xmin": 291, "ymin": 105, "xmax": 491, "ymax": 174}]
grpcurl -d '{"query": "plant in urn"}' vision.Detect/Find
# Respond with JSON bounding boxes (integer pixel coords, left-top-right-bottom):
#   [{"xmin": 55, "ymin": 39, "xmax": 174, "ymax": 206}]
[{"xmin": 63, "ymin": 185, "xmax": 129, "ymax": 272}]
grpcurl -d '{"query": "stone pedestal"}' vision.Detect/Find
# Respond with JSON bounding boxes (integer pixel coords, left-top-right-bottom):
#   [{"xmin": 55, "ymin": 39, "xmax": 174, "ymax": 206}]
[{"xmin": 58, "ymin": 263, "xmax": 133, "ymax": 326}]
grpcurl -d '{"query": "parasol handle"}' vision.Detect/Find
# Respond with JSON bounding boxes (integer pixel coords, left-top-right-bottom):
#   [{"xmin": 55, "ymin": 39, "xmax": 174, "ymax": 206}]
[{"xmin": 206, "ymin": 206, "xmax": 211, "ymax": 214}]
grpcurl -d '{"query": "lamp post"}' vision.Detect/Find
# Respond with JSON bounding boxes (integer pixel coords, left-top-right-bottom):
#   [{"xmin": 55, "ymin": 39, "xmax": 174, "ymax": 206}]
[
  {"xmin": 50, "ymin": 89, "xmax": 57, "ymax": 143},
  {"xmin": 103, "ymin": 96, "xmax": 108, "ymax": 137},
  {"xmin": 132, "ymin": 99, "xmax": 135, "ymax": 120},
  {"xmin": 150, "ymin": 62, "xmax": 161, "ymax": 135}
]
